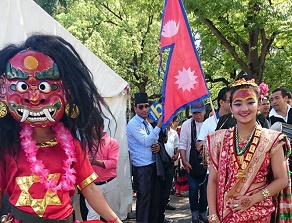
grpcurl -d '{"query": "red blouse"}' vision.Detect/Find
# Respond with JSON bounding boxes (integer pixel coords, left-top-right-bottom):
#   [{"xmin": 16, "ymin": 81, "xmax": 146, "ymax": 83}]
[{"xmin": 0, "ymin": 138, "xmax": 96, "ymax": 219}]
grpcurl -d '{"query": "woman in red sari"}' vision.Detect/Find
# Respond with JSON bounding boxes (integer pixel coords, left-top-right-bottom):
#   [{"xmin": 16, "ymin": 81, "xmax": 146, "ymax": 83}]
[{"xmin": 207, "ymin": 77, "xmax": 291, "ymax": 223}]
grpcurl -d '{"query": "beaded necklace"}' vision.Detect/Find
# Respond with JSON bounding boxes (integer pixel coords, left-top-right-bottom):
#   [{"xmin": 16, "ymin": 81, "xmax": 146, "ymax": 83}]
[
  {"xmin": 235, "ymin": 126, "xmax": 256, "ymax": 156},
  {"xmin": 229, "ymin": 125, "xmax": 261, "ymax": 178}
]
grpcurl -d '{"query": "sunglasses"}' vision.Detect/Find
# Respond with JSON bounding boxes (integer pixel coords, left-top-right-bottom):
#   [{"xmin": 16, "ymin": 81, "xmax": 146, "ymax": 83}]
[{"xmin": 137, "ymin": 104, "xmax": 150, "ymax": 110}]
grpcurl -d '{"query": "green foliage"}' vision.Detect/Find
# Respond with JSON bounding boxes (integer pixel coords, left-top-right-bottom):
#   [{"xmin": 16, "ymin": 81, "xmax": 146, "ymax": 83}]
[
  {"xmin": 34, "ymin": 0, "xmax": 68, "ymax": 15},
  {"xmin": 35, "ymin": 0, "xmax": 292, "ymax": 104},
  {"xmin": 54, "ymin": 0, "xmax": 164, "ymax": 100},
  {"xmin": 185, "ymin": 0, "xmax": 292, "ymax": 91}
]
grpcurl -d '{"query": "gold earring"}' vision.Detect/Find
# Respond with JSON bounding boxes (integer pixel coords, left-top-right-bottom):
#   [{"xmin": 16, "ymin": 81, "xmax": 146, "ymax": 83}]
[
  {"xmin": 257, "ymin": 110, "xmax": 261, "ymax": 115},
  {"xmin": 65, "ymin": 104, "xmax": 80, "ymax": 118},
  {"xmin": 231, "ymin": 113, "xmax": 234, "ymax": 119},
  {"xmin": 0, "ymin": 101, "xmax": 8, "ymax": 118}
]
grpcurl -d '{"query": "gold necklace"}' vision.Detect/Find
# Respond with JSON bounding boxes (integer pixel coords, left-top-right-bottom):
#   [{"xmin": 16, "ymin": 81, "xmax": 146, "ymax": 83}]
[
  {"xmin": 36, "ymin": 138, "xmax": 58, "ymax": 148},
  {"xmin": 235, "ymin": 127, "xmax": 255, "ymax": 156},
  {"xmin": 238, "ymin": 129, "xmax": 255, "ymax": 142}
]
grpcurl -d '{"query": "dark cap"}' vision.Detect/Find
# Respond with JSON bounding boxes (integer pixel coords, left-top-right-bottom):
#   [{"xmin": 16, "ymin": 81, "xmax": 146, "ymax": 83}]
[
  {"xmin": 191, "ymin": 101, "xmax": 205, "ymax": 113},
  {"xmin": 134, "ymin": 92, "xmax": 149, "ymax": 105}
]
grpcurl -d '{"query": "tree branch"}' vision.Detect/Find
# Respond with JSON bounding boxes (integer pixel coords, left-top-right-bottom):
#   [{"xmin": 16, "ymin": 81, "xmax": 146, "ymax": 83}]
[
  {"xmin": 205, "ymin": 73, "xmax": 230, "ymax": 86},
  {"xmin": 198, "ymin": 16, "xmax": 251, "ymax": 74},
  {"xmin": 140, "ymin": 15, "xmax": 154, "ymax": 63},
  {"xmin": 256, "ymin": 29, "xmax": 277, "ymax": 83},
  {"xmin": 99, "ymin": 2, "xmax": 123, "ymax": 21}
]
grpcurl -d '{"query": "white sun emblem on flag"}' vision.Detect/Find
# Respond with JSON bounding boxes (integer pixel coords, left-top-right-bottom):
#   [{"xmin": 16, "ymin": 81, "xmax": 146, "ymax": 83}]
[
  {"xmin": 162, "ymin": 20, "xmax": 180, "ymax": 38},
  {"xmin": 175, "ymin": 67, "xmax": 198, "ymax": 92}
]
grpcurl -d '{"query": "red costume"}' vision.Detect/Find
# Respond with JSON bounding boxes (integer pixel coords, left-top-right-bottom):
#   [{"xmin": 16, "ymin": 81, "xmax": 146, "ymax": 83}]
[
  {"xmin": 0, "ymin": 140, "xmax": 96, "ymax": 219},
  {"xmin": 0, "ymin": 35, "xmax": 120, "ymax": 223}
]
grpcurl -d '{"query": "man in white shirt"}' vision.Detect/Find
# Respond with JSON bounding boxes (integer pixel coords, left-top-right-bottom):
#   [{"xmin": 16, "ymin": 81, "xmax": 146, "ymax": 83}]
[{"xmin": 269, "ymin": 87, "xmax": 292, "ymax": 125}]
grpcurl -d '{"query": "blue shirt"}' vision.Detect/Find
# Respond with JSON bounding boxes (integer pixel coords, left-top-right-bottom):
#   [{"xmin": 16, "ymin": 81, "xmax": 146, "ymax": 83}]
[{"xmin": 127, "ymin": 114, "xmax": 161, "ymax": 167}]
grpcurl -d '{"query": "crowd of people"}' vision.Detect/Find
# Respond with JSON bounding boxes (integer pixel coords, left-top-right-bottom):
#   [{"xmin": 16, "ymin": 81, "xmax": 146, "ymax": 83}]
[
  {"xmin": 0, "ymin": 34, "xmax": 291, "ymax": 223},
  {"xmin": 126, "ymin": 75, "xmax": 291, "ymax": 223}
]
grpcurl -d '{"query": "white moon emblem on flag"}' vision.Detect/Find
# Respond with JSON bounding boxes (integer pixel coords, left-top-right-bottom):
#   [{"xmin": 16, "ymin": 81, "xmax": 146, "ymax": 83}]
[
  {"xmin": 175, "ymin": 67, "xmax": 198, "ymax": 92},
  {"xmin": 162, "ymin": 20, "xmax": 180, "ymax": 38}
]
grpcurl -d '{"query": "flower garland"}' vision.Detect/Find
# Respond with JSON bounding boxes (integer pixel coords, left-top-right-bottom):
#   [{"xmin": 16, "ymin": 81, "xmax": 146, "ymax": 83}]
[{"xmin": 20, "ymin": 122, "xmax": 76, "ymax": 192}]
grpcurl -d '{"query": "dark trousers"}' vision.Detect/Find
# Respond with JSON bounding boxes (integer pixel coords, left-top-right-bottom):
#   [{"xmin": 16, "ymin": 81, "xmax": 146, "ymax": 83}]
[
  {"xmin": 163, "ymin": 163, "xmax": 175, "ymax": 206},
  {"xmin": 133, "ymin": 164, "xmax": 161, "ymax": 223},
  {"xmin": 187, "ymin": 174, "xmax": 208, "ymax": 213},
  {"xmin": 158, "ymin": 163, "xmax": 175, "ymax": 222}
]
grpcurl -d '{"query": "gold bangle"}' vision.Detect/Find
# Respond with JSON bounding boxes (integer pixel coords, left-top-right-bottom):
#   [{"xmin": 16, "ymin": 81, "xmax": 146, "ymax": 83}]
[
  {"xmin": 207, "ymin": 214, "xmax": 218, "ymax": 221},
  {"xmin": 261, "ymin": 188, "xmax": 270, "ymax": 200}
]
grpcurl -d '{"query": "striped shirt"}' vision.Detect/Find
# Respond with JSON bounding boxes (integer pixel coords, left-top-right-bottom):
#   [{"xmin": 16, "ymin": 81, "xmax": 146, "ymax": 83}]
[{"xmin": 127, "ymin": 114, "xmax": 160, "ymax": 167}]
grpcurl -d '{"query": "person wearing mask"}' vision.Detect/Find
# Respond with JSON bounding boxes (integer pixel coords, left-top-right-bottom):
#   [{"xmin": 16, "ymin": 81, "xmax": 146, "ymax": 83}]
[{"xmin": 0, "ymin": 35, "xmax": 121, "ymax": 223}]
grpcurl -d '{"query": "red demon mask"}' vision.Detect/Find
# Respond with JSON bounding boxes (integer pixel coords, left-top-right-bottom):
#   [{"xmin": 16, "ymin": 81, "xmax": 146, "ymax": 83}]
[{"xmin": 0, "ymin": 50, "xmax": 66, "ymax": 127}]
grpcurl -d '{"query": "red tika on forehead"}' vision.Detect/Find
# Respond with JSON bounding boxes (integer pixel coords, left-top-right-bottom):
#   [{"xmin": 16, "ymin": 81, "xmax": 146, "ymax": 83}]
[{"xmin": 232, "ymin": 89, "xmax": 257, "ymax": 102}]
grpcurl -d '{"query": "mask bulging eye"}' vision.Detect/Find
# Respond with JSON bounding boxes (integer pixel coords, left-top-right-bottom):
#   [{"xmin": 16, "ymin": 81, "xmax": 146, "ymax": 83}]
[
  {"xmin": 16, "ymin": 81, "xmax": 29, "ymax": 93},
  {"xmin": 38, "ymin": 81, "xmax": 51, "ymax": 93}
]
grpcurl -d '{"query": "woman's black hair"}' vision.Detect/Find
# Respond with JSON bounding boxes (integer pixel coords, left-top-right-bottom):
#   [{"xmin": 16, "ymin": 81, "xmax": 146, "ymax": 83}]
[{"xmin": 0, "ymin": 34, "xmax": 115, "ymax": 158}]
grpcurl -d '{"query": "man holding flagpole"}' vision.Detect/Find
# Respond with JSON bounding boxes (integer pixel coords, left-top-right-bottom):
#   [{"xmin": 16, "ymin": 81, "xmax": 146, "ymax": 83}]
[{"xmin": 127, "ymin": 92, "xmax": 163, "ymax": 223}]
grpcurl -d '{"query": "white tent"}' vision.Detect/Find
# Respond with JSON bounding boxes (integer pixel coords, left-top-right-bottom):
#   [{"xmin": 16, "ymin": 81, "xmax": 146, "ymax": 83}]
[{"xmin": 0, "ymin": 0, "xmax": 132, "ymax": 220}]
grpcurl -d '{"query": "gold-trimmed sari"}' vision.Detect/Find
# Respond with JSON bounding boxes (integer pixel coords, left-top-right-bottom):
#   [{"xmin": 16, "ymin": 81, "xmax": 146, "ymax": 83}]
[{"xmin": 207, "ymin": 126, "xmax": 291, "ymax": 222}]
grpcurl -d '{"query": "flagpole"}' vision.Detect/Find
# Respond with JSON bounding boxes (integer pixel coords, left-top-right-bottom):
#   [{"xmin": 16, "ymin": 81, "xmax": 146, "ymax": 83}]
[{"xmin": 209, "ymin": 97, "xmax": 218, "ymax": 125}]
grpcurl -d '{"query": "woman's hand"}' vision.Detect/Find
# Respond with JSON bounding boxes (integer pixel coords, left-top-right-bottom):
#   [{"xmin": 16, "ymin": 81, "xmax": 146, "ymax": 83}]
[{"xmin": 229, "ymin": 196, "xmax": 254, "ymax": 212}]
